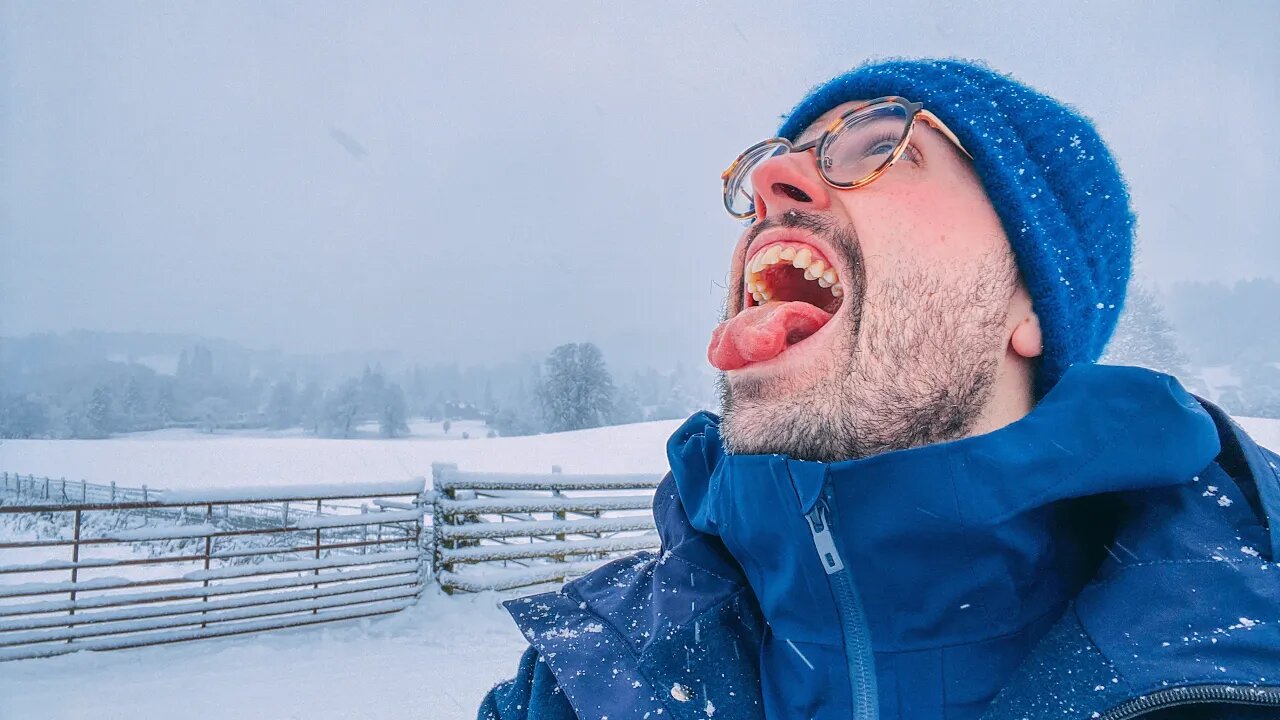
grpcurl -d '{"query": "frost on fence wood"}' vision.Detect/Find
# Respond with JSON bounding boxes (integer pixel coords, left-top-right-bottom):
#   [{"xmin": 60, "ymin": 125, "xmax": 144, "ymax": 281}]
[
  {"xmin": 430, "ymin": 462, "xmax": 663, "ymax": 594},
  {"xmin": 0, "ymin": 476, "xmax": 430, "ymax": 662}
]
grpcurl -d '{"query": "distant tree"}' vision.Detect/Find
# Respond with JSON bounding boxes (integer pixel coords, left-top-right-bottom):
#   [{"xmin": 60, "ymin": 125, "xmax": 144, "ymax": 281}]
[
  {"xmin": 192, "ymin": 396, "xmax": 233, "ymax": 433},
  {"xmin": 265, "ymin": 381, "xmax": 299, "ymax": 429},
  {"xmin": 360, "ymin": 365, "xmax": 387, "ymax": 418},
  {"xmin": 0, "ymin": 394, "xmax": 50, "ymax": 438},
  {"xmin": 1166, "ymin": 278, "xmax": 1280, "ymax": 366},
  {"xmin": 155, "ymin": 381, "xmax": 176, "ymax": 425},
  {"xmin": 298, "ymin": 380, "xmax": 323, "ymax": 434},
  {"xmin": 379, "ymin": 383, "xmax": 410, "ymax": 438},
  {"xmin": 537, "ymin": 342, "xmax": 616, "ymax": 432},
  {"xmin": 1101, "ymin": 282, "xmax": 1190, "ymax": 378},
  {"xmin": 121, "ymin": 376, "xmax": 146, "ymax": 426},
  {"xmin": 86, "ymin": 385, "xmax": 115, "ymax": 436},
  {"xmin": 442, "ymin": 419, "xmax": 452, "ymax": 434},
  {"xmin": 317, "ymin": 380, "xmax": 361, "ymax": 438},
  {"xmin": 611, "ymin": 383, "xmax": 646, "ymax": 425}
]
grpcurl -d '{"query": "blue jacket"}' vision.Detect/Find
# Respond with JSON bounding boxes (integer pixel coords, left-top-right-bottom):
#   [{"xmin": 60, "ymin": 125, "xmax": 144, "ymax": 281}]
[{"xmin": 479, "ymin": 365, "xmax": 1280, "ymax": 719}]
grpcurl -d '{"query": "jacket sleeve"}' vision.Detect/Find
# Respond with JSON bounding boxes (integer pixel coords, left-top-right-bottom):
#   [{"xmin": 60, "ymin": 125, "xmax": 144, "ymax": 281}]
[{"xmin": 478, "ymin": 646, "xmax": 577, "ymax": 720}]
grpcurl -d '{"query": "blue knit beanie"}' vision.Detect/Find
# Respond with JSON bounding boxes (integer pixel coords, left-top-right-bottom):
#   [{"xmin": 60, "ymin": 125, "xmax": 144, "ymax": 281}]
[{"xmin": 777, "ymin": 59, "xmax": 1134, "ymax": 396}]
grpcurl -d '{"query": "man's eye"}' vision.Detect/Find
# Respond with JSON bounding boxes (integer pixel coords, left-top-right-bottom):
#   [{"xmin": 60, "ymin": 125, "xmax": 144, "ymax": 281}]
[{"xmin": 866, "ymin": 140, "xmax": 897, "ymax": 157}]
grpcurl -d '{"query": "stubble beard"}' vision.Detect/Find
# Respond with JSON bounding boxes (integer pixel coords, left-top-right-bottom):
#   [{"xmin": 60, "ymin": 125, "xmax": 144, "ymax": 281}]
[{"xmin": 717, "ymin": 220, "xmax": 1019, "ymax": 463}]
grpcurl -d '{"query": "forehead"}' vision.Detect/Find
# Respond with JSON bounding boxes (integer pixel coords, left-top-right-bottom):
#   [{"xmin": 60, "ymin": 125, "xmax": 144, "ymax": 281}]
[{"xmin": 794, "ymin": 101, "xmax": 868, "ymax": 145}]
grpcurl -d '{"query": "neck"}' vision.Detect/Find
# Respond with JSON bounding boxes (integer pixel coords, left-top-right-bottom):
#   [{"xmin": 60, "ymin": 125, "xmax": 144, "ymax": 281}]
[{"xmin": 968, "ymin": 348, "xmax": 1036, "ymax": 438}]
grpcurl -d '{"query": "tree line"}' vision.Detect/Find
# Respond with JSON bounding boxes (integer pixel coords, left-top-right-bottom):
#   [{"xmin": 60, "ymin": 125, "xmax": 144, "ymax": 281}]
[{"xmin": 0, "ymin": 339, "xmax": 713, "ymax": 439}]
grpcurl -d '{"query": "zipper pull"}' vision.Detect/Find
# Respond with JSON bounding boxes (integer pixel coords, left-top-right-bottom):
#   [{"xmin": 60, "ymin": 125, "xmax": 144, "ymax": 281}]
[{"xmin": 806, "ymin": 501, "xmax": 845, "ymax": 574}]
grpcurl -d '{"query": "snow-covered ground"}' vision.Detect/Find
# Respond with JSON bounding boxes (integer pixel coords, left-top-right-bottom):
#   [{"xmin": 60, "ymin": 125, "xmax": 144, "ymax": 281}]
[
  {"xmin": 0, "ymin": 588, "xmax": 528, "ymax": 720},
  {"xmin": 0, "ymin": 418, "xmax": 686, "ymax": 490}
]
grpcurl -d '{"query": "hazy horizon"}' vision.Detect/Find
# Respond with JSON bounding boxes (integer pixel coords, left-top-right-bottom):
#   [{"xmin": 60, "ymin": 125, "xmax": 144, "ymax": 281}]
[{"xmin": 4, "ymin": 1, "xmax": 1278, "ymax": 372}]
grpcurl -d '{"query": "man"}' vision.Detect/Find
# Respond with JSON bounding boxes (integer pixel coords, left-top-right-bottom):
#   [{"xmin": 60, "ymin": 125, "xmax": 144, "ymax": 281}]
[{"xmin": 480, "ymin": 59, "xmax": 1280, "ymax": 719}]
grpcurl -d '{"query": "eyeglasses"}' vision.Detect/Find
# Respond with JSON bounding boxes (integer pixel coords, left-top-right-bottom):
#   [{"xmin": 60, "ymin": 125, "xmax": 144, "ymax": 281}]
[{"xmin": 721, "ymin": 96, "xmax": 973, "ymax": 219}]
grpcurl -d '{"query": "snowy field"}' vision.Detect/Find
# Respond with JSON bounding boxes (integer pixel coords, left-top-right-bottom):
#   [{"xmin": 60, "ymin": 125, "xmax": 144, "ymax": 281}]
[
  {"xmin": 2, "ymin": 415, "xmax": 1279, "ymax": 720},
  {"xmin": 0, "ymin": 418, "xmax": 686, "ymax": 490},
  {"xmin": 0, "ymin": 589, "xmax": 528, "ymax": 720}
]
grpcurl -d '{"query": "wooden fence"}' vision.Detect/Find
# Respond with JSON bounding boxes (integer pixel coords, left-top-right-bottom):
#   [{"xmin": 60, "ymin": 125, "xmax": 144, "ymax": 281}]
[
  {"xmin": 0, "ymin": 478, "xmax": 430, "ymax": 661},
  {"xmin": 0, "ymin": 464, "xmax": 664, "ymax": 660},
  {"xmin": 431, "ymin": 463, "xmax": 663, "ymax": 593}
]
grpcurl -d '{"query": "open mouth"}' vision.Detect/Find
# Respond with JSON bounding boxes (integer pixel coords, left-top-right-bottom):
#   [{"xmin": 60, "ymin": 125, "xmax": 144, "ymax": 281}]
[
  {"xmin": 708, "ymin": 239, "xmax": 848, "ymax": 372},
  {"xmin": 744, "ymin": 242, "xmax": 844, "ymax": 313}
]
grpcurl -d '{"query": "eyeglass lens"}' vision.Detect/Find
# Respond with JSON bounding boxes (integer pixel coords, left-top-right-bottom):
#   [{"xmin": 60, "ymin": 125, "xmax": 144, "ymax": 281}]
[{"xmin": 725, "ymin": 101, "xmax": 914, "ymax": 217}]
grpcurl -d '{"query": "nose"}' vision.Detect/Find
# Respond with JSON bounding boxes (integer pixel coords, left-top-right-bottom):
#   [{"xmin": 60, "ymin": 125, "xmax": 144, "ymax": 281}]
[{"xmin": 749, "ymin": 149, "xmax": 831, "ymax": 221}]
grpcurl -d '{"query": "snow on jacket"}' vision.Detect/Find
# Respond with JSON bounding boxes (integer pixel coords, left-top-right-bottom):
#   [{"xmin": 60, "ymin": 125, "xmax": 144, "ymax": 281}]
[{"xmin": 479, "ymin": 364, "xmax": 1280, "ymax": 720}]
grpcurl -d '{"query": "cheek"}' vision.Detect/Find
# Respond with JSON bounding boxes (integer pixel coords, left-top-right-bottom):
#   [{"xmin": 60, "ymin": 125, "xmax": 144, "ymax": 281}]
[{"xmin": 851, "ymin": 183, "xmax": 1006, "ymax": 269}]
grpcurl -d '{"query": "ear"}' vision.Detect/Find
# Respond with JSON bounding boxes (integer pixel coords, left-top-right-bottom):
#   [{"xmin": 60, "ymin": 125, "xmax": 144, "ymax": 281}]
[
  {"xmin": 1011, "ymin": 313, "xmax": 1043, "ymax": 358},
  {"xmin": 1008, "ymin": 283, "xmax": 1043, "ymax": 359}
]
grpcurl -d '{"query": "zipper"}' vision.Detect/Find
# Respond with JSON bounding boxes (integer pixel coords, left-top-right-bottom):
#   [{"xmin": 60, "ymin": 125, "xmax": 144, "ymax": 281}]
[
  {"xmin": 1096, "ymin": 684, "xmax": 1280, "ymax": 720},
  {"xmin": 806, "ymin": 496, "xmax": 879, "ymax": 720}
]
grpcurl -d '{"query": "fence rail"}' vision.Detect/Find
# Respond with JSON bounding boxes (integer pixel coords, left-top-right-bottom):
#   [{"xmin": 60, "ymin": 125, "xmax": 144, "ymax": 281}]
[
  {"xmin": 0, "ymin": 475, "xmax": 429, "ymax": 661},
  {"xmin": 430, "ymin": 463, "xmax": 662, "ymax": 594}
]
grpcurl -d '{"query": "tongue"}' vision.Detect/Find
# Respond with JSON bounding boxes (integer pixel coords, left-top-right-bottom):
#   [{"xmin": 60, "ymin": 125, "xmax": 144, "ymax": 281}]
[{"xmin": 707, "ymin": 301, "xmax": 833, "ymax": 371}]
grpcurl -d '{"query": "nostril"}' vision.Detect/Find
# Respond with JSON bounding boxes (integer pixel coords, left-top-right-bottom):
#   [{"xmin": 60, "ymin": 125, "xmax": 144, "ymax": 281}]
[{"xmin": 773, "ymin": 183, "xmax": 812, "ymax": 203}]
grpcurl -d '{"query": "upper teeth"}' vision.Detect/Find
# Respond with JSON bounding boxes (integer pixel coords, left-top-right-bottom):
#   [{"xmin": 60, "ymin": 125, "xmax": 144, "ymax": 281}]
[{"xmin": 746, "ymin": 242, "xmax": 843, "ymax": 305}]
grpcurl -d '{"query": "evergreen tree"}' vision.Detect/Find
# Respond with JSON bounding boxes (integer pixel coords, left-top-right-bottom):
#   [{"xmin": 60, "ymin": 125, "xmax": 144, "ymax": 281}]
[
  {"xmin": 155, "ymin": 381, "xmax": 176, "ymax": 425},
  {"xmin": 121, "ymin": 375, "xmax": 146, "ymax": 428},
  {"xmin": 86, "ymin": 385, "xmax": 115, "ymax": 436},
  {"xmin": 298, "ymin": 380, "xmax": 323, "ymax": 434},
  {"xmin": 318, "ymin": 379, "xmax": 361, "ymax": 438},
  {"xmin": 265, "ymin": 380, "xmax": 299, "ymax": 429},
  {"xmin": 537, "ymin": 342, "xmax": 616, "ymax": 432},
  {"xmin": 379, "ymin": 383, "xmax": 410, "ymax": 438},
  {"xmin": 192, "ymin": 396, "xmax": 232, "ymax": 433},
  {"xmin": 1102, "ymin": 282, "xmax": 1190, "ymax": 378},
  {"xmin": 0, "ymin": 394, "xmax": 50, "ymax": 438}
]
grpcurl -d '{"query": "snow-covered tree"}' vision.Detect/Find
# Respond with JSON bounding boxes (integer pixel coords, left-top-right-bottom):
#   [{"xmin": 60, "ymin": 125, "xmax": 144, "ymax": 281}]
[
  {"xmin": 121, "ymin": 376, "xmax": 146, "ymax": 426},
  {"xmin": 265, "ymin": 380, "xmax": 299, "ymax": 429},
  {"xmin": 317, "ymin": 380, "xmax": 361, "ymax": 438},
  {"xmin": 192, "ymin": 396, "xmax": 232, "ymax": 433},
  {"xmin": 86, "ymin": 385, "xmax": 115, "ymax": 437},
  {"xmin": 1102, "ymin": 282, "xmax": 1190, "ymax": 378},
  {"xmin": 155, "ymin": 380, "xmax": 176, "ymax": 425},
  {"xmin": 0, "ymin": 394, "xmax": 50, "ymax": 438},
  {"xmin": 379, "ymin": 383, "xmax": 410, "ymax": 438},
  {"xmin": 537, "ymin": 342, "xmax": 616, "ymax": 432}
]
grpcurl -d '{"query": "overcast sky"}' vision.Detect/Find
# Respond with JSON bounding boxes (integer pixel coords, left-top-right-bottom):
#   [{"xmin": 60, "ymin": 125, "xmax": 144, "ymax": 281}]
[{"xmin": 3, "ymin": 1, "xmax": 1277, "ymax": 373}]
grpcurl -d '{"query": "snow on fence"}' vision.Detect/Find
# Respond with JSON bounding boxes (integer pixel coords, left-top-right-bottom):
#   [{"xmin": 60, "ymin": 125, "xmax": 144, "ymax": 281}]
[
  {"xmin": 431, "ymin": 463, "xmax": 663, "ymax": 593},
  {"xmin": 0, "ymin": 474, "xmax": 430, "ymax": 662}
]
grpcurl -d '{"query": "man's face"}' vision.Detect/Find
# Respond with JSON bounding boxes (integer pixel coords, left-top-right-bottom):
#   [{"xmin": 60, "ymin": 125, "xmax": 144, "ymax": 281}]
[{"xmin": 712, "ymin": 101, "xmax": 1034, "ymax": 461}]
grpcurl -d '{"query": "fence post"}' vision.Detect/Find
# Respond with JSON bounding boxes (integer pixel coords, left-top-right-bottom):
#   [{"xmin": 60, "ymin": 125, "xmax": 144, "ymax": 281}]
[
  {"xmin": 81, "ymin": 479, "xmax": 87, "ymax": 502},
  {"xmin": 110, "ymin": 481, "xmax": 117, "ymax": 502},
  {"xmin": 60, "ymin": 477, "xmax": 67, "ymax": 502},
  {"xmin": 43, "ymin": 475, "xmax": 49, "ymax": 499},
  {"xmin": 142, "ymin": 485, "xmax": 148, "ymax": 503},
  {"xmin": 361, "ymin": 504, "xmax": 369, "ymax": 555},
  {"xmin": 201, "ymin": 503, "xmax": 213, "ymax": 629},
  {"xmin": 431, "ymin": 463, "xmax": 458, "ymax": 592},
  {"xmin": 68, "ymin": 508, "xmax": 83, "ymax": 642},
  {"xmin": 551, "ymin": 466, "xmax": 566, "ymax": 561},
  {"xmin": 414, "ymin": 478, "xmax": 429, "ymax": 593},
  {"xmin": 312, "ymin": 499, "xmax": 321, "ymax": 614}
]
